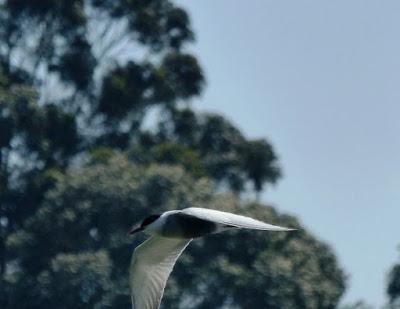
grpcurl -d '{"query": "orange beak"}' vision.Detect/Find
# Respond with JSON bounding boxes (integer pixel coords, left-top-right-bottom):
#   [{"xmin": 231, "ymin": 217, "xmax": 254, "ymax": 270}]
[{"xmin": 128, "ymin": 223, "xmax": 144, "ymax": 235}]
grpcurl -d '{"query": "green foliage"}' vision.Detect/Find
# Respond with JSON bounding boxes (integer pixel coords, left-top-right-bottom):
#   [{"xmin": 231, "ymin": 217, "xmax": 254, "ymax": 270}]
[
  {"xmin": 39, "ymin": 251, "xmax": 112, "ymax": 309},
  {"xmin": 168, "ymin": 203, "xmax": 345, "ymax": 309},
  {"xmin": 0, "ymin": 70, "xmax": 80, "ymax": 241},
  {"xmin": 3, "ymin": 157, "xmax": 346, "ymax": 308},
  {"xmin": 147, "ymin": 109, "xmax": 282, "ymax": 193},
  {"xmin": 340, "ymin": 301, "xmax": 374, "ymax": 309},
  {"xmin": 242, "ymin": 139, "xmax": 281, "ymax": 193},
  {"xmin": 155, "ymin": 53, "xmax": 204, "ymax": 101},
  {"xmin": 56, "ymin": 35, "xmax": 97, "ymax": 91},
  {"xmin": 152, "ymin": 142, "xmax": 207, "ymax": 178},
  {"xmin": 0, "ymin": 1, "xmax": 348, "ymax": 308},
  {"xmin": 387, "ymin": 262, "xmax": 400, "ymax": 305},
  {"xmin": 1, "ymin": 0, "xmax": 203, "ymax": 121},
  {"xmin": 98, "ymin": 62, "xmax": 152, "ymax": 120}
]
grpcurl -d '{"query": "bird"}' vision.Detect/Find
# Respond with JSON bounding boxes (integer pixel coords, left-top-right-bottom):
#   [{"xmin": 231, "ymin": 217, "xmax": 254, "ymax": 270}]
[{"xmin": 128, "ymin": 207, "xmax": 295, "ymax": 309}]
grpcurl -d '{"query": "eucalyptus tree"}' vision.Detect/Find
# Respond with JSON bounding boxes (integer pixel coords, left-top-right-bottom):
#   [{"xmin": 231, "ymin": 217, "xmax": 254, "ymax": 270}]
[{"xmin": 4, "ymin": 156, "xmax": 346, "ymax": 308}]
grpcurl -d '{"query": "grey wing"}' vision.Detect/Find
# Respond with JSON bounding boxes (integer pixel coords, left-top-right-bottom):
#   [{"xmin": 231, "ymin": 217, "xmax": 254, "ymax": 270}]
[
  {"xmin": 130, "ymin": 236, "xmax": 192, "ymax": 309},
  {"xmin": 181, "ymin": 207, "xmax": 295, "ymax": 231}
]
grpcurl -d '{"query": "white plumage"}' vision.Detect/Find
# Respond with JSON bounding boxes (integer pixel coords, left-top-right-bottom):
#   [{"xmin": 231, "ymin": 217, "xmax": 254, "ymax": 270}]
[
  {"xmin": 181, "ymin": 207, "xmax": 293, "ymax": 231},
  {"xmin": 129, "ymin": 207, "xmax": 295, "ymax": 309}
]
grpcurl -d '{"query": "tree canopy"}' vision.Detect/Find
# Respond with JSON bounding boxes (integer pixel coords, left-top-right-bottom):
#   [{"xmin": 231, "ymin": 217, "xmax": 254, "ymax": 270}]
[
  {"xmin": 4, "ymin": 156, "xmax": 346, "ymax": 308},
  {"xmin": 387, "ymin": 257, "xmax": 400, "ymax": 308},
  {"xmin": 0, "ymin": 0, "xmax": 347, "ymax": 308}
]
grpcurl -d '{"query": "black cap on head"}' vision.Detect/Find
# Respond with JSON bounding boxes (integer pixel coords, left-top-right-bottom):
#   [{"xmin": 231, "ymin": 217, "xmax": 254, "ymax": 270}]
[
  {"xmin": 141, "ymin": 214, "xmax": 161, "ymax": 227},
  {"xmin": 128, "ymin": 214, "xmax": 162, "ymax": 235}
]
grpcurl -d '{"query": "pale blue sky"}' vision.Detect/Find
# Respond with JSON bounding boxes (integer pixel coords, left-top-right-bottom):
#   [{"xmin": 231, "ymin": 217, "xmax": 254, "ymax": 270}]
[{"xmin": 176, "ymin": 1, "xmax": 400, "ymax": 307}]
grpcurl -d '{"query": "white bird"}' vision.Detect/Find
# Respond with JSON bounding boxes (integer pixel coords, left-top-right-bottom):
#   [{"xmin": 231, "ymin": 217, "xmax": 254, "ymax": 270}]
[{"xmin": 128, "ymin": 207, "xmax": 295, "ymax": 309}]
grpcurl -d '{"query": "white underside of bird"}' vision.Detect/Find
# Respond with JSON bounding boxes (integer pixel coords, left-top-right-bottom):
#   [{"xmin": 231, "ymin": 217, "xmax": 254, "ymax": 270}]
[{"xmin": 129, "ymin": 207, "xmax": 295, "ymax": 309}]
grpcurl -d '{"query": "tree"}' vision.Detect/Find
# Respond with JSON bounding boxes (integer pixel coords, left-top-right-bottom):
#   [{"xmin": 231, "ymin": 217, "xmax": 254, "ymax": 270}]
[
  {"xmin": 242, "ymin": 139, "xmax": 281, "ymax": 199},
  {"xmin": 0, "ymin": 0, "xmax": 204, "ymax": 143},
  {"xmin": 4, "ymin": 155, "xmax": 346, "ymax": 308},
  {"xmin": 0, "ymin": 1, "xmax": 347, "ymax": 308},
  {"xmin": 0, "ymin": 0, "xmax": 282, "ymax": 189},
  {"xmin": 387, "ymin": 260, "xmax": 400, "ymax": 307},
  {"xmin": 134, "ymin": 108, "xmax": 281, "ymax": 194},
  {"xmin": 0, "ymin": 64, "xmax": 80, "ymax": 277},
  {"xmin": 340, "ymin": 300, "xmax": 374, "ymax": 309},
  {"xmin": 0, "ymin": 1, "xmax": 283, "ymax": 277}
]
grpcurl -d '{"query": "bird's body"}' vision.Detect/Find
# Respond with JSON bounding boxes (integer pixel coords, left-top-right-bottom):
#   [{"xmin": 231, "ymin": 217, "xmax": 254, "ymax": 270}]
[
  {"xmin": 145, "ymin": 209, "xmax": 231, "ymax": 239},
  {"xmin": 129, "ymin": 207, "xmax": 295, "ymax": 309}
]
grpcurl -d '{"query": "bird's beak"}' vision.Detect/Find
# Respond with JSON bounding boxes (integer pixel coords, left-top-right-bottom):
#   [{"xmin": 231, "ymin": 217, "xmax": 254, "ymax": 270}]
[{"xmin": 128, "ymin": 224, "xmax": 144, "ymax": 235}]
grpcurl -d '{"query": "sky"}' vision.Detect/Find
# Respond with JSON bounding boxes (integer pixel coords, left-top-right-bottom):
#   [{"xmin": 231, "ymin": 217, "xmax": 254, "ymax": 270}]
[{"xmin": 175, "ymin": 1, "xmax": 400, "ymax": 307}]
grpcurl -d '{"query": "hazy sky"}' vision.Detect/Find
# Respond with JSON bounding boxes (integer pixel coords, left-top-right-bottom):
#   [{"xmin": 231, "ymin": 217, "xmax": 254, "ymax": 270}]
[{"xmin": 176, "ymin": 1, "xmax": 400, "ymax": 307}]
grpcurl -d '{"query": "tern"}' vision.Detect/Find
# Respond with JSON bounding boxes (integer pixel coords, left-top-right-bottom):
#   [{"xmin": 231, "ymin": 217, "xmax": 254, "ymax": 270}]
[{"xmin": 128, "ymin": 207, "xmax": 295, "ymax": 309}]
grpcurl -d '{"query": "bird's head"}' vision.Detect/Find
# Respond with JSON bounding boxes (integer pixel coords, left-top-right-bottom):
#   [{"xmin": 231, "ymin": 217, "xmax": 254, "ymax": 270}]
[{"xmin": 128, "ymin": 214, "xmax": 161, "ymax": 235}]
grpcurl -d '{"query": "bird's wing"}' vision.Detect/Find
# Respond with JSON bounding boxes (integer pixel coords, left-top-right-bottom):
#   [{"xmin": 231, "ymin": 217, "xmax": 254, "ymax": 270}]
[
  {"xmin": 181, "ymin": 207, "xmax": 294, "ymax": 231},
  {"xmin": 130, "ymin": 236, "xmax": 192, "ymax": 309}
]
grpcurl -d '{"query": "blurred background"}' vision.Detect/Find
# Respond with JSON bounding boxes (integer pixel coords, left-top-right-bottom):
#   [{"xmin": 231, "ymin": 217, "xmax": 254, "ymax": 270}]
[{"xmin": 0, "ymin": 0, "xmax": 398, "ymax": 308}]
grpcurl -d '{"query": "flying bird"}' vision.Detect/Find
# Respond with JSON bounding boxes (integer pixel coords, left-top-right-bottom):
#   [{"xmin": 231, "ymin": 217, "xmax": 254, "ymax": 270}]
[{"xmin": 128, "ymin": 207, "xmax": 295, "ymax": 309}]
